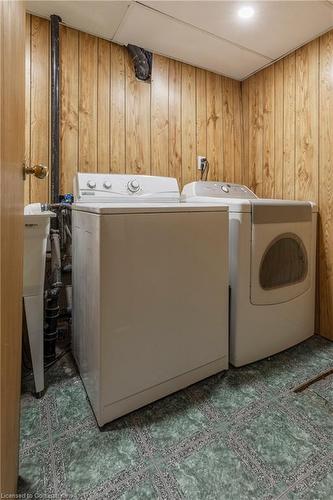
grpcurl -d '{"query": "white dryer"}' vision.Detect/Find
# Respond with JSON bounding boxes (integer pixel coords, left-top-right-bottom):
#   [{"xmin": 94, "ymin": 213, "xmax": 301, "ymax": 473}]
[
  {"xmin": 72, "ymin": 174, "xmax": 229, "ymax": 425},
  {"xmin": 181, "ymin": 181, "xmax": 317, "ymax": 367}
]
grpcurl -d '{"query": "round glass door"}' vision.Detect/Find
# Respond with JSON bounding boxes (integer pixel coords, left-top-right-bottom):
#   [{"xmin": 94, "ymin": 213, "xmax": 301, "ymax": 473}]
[{"xmin": 259, "ymin": 233, "xmax": 308, "ymax": 290}]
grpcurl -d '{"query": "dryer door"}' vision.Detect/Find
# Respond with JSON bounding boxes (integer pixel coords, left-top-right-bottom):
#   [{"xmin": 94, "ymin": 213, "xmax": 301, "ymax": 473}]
[{"xmin": 250, "ymin": 201, "xmax": 313, "ymax": 305}]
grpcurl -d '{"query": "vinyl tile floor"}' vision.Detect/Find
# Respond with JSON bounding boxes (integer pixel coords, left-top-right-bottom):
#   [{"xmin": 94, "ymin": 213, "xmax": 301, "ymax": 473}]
[{"xmin": 19, "ymin": 335, "xmax": 333, "ymax": 500}]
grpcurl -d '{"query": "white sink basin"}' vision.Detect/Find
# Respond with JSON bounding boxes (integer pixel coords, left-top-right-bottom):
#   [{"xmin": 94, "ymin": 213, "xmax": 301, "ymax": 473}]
[
  {"xmin": 23, "ymin": 203, "xmax": 56, "ymax": 396},
  {"xmin": 23, "ymin": 203, "xmax": 55, "ymax": 297}
]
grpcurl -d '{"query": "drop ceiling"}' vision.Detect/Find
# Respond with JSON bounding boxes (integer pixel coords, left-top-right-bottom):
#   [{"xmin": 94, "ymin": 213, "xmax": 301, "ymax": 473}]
[{"xmin": 26, "ymin": 0, "xmax": 333, "ymax": 80}]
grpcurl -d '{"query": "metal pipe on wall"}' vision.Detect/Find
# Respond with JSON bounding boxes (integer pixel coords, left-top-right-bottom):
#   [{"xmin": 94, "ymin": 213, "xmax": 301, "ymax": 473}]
[{"xmin": 50, "ymin": 14, "xmax": 62, "ymax": 204}]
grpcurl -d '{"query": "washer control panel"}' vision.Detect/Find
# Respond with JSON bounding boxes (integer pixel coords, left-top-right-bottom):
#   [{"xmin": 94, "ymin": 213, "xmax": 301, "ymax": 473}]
[{"xmin": 74, "ymin": 173, "xmax": 180, "ymax": 203}]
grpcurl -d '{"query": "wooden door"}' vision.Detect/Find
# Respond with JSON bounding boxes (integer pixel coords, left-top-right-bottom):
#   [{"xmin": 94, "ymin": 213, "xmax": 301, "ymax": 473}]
[{"xmin": 0, "ymin": 0, "xmax": 25, "ymax": 493}]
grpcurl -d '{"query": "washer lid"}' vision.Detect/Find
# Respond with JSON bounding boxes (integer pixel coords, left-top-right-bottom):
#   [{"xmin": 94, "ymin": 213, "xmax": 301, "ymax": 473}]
[
  {"xmin": 181, "ymin": 196, "xmax": 252, "ymax": 212},
  {"xmin": 72, "ymin": 202, "xmax": 229, "ymax": 214}
]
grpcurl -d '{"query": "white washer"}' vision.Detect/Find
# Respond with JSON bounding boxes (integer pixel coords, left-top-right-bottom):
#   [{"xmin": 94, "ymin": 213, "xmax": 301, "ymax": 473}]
[
  {"xmin": 72, "ymin": 173, "xmax": 229, "ymax": 425},
  {"xmin": 181, "ymin": 181, "xmax": 317, "ymax": 367}
]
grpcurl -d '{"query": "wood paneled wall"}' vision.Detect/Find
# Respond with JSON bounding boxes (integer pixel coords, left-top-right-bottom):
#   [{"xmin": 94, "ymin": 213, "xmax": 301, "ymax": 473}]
[
  {"xmin": 25, "ymin": 15, "xmax": 50, "ymax": 204},
  {"xmin": 25, "ymin": 14, "xmax": 242, "ymax": 203},
  {"xmin": 242, "ymin": 30, "xmax": 333, "ymax": 340},
  {"xmin": 25, "ymin": 15, "xmax": 333, "ymax": 340}
]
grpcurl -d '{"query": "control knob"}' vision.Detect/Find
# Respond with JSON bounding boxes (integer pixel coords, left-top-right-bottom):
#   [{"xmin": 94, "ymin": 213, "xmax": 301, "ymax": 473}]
[
  {"xmin": 127, "ymin": 179, "xmax": 140, "ymax": 193},
  {"xmin": 87, "ymin": 180, "xmax": 96, "ymax": 189},
  {"xmin": 103, "ymin": 181, "xmax": 112, "ymax": 189}
]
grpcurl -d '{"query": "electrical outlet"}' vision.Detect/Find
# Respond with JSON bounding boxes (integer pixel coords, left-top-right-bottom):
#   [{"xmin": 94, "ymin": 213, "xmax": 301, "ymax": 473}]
[{"xmin": 197, "ymin": 156, "xmax": 207, "ymax": 171}]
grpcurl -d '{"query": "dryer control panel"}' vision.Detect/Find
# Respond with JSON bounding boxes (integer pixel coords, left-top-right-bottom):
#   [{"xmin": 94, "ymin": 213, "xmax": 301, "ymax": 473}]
[
  {"xmin": 182, "ymin": 182, "xmax": 258, "ymax": 200},
  {"xmin": 74, "ymin": 173, "xmax": 180, "ymax": 203}
]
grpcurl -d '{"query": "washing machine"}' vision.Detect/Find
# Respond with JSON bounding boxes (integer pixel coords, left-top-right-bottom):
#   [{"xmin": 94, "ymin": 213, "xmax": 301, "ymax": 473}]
[
  {"xmin": 72, "ymin": 173, "xmax": 229, "ymax": 425},
  {"xmin": 181, "ymin": 181, "xmax": 317, "ymax": 367}
]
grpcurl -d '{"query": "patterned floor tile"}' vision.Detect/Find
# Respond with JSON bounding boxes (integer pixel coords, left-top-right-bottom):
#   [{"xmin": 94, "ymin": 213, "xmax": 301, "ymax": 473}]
[
  {"xmin": 237, "ymin": 399, "xmax": 325, "ymax": 483},
  {"xmin": 115, "ymin": 468, "xmax": 175, "ymax": 500},
  {"xmin": 245, "ymin": 337, "xmax": 333, "ymax": 392},
  {"xmin": 285, "ymin": 456, "xmax": 333, "ymax": 500},
  {"xmin": 130, "ymin": 390, "xmax": 210, "ymax": 457},
  {"xmin": 19, "ymin": 336, "xmax": 333, "ymax": 500},
  {"xmin": 20, "ymin": 393, "xmax": 49, "ymax": 450},
  {"xmin": 279, "ymin": 390, "xmax": 333, "ymax": 452},
  {"xmin": 308, "ymin": 373, "xmax": 333, "ymax": 405},
  {"xmin": 117, "ymin": 478, "xmax": 159, "ymax": 500},
  {"xmin": 190, "ymin": 369, "xmax": 266, "ymax": 420},
  {"xmin": 45, "ymin": 352, "xmax": 78, "ymax": 387},
  {"xmin": 166, "ymin": 429, "xmax": 273, "ymax": 500},
  {"xmin": 52, "ymin": 420, "xmax": 145, "ymax": 498},
  {"xmin": 18, "ymin": 442, "xmax": 55, "ymax": 496},
  {"xmin": 47, "ymin": 375, "xmax": 94, "ymax": 437},
  {"xmin": 293, "ymin": 336, "xmax": 333, "ymax": 361}
]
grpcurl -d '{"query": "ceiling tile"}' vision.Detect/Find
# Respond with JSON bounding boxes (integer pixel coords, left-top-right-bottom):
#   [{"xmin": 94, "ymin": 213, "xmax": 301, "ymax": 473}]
[
  {"xmin": 114, "ymin": 3, "xmax": 270, "ymax": 79},
  {"xmin": 26, "ymin": 1, "xmax": 130, "ymax": 40},
  {"xmin": 143, "ymin": 1, "xmax": 333, "ymax": 59}
]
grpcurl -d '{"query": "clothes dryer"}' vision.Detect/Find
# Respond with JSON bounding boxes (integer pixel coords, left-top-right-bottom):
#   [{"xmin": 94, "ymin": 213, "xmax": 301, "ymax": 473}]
[{"xmin": 182, "ymin": 181, "xmax": 317, "ymax": 367}]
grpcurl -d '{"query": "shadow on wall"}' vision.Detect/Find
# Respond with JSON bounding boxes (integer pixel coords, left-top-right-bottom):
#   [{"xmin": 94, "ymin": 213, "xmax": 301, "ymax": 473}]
[{"xmin": 317, "ymin": 213, "xmax": 333, "ymax": 339}]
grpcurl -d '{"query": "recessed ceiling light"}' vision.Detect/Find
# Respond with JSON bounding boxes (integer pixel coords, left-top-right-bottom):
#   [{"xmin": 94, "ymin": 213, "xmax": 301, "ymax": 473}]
[{"xmin": 238, "ymin": 6, "xmax": 255, "ymax": 19}]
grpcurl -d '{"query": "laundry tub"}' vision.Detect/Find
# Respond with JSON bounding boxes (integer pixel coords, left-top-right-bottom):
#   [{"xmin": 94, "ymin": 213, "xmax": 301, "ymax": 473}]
[{"xmin": 23, "ymin": 203, "xmax": 54, "ymax": 396}]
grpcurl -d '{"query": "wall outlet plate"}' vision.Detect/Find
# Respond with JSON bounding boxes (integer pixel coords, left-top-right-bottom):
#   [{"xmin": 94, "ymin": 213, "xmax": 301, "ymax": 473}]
[{"xmin": 197, "ymin": 156, "xmax": 207, "ymax": 171}]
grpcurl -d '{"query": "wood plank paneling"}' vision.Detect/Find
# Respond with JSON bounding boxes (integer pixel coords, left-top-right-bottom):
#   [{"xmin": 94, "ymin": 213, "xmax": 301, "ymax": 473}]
[
  {"xmin": 222, "ymin": 77, "xmax": 234, "ymax": 183},
  {"xmin": 248, "ymin": 72, "xmax": 264, "ymax": 196},
  {"xmin": 274, "ymin": 59, "xmax": 284, "ymax": 199},
  {"xmin": 97, "ymin": 38, "xmax": 110, "ymax": 173},
  {"xmin": 125, "ymin": 52, "xmax": 151, "ymax": 174},
  {"xmin": 319, "ymin": 31, "xmax": 333, "ymax": 338},
  {"xmin": 110, "ymin": 43, "xmax": 125, "ymax": 173},
  {"xmin": 30, "ymin": 16, "xmax": 49, "ymax": 202},
  {"xmin": 295, "ymin": 40, "xmax": 319, "ymax": 203},
  {"xmin": 262, "ymin": 66, "xmax": 275, "ymax": 198},
  {"xmin": 233, "ymin": 80, "xmax": 242, "ymax": 184},
  {"xmin": 26, "ymin": 15, "xmax": 242, "ymax": 194},
  {"xmin": 168, "ymin": 59, "xmax": 182, "ymax": 186},
  {"xmin": 25, "ymin": 16, "xmax": 333, "ymax": 339},
  {"xmin": 283, "ymin": 52, "xmax": 296, "ymax": 200},
  {"xmin": 181, "ymin": 63, "xmax": 196, "ymax": 185},
  {"xmin": 151, "ymin": 54, "xmax": 169, "ymax": 177},
  {"xmin": 207, "ymin": 71, "xmax": 222, "ymax": 181},
  {"xmin": 60, "ymin": 26, "xmax": 78, "ymax": 194},
  {"xmin": 196, "ymin": 68, "xmax": 207, "ymax": 180},
  {"xmin": 241, "ymin": 79, "xmax": 249, "ymax": 187},
  {"xmin": 242, "ymin": 32, "xmax": 333, "ymax": 339},
  {"xmin": 79, "ymin": 32, "xmax": 97, "ymax": 172}
]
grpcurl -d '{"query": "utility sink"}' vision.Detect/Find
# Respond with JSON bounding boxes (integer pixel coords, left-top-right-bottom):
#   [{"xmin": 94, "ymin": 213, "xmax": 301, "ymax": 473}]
[
  {"xmin": 23, "ymin": 203, "xmax": 55, "ymax": 396},
  {"xmin": 24, "ymin": 203, "xmax": 55, "ymax": 297}
]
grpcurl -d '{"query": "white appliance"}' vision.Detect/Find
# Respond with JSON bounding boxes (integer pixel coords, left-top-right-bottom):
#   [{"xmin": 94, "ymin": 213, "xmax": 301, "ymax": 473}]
[
  {"xmin": 23, "ymin": 203, "xmax": 55, "ymax": 396},
  {"xmin": 72, "ymin": 173, "xmax": 229, "ymax": 425},
  {"xmin": 181, "ymin": 181, "xmax": 317, "ymax": 367}
]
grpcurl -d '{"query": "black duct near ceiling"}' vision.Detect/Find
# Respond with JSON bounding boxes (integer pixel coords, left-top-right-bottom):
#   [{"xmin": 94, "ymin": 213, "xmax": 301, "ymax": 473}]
[
  {"xmin": 127, "ymin": 44, "xmax": 152, "ymax": 82},
  {"xmin": 50, "ymin": 14, "xmax": 62, "ymax": 204}
]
